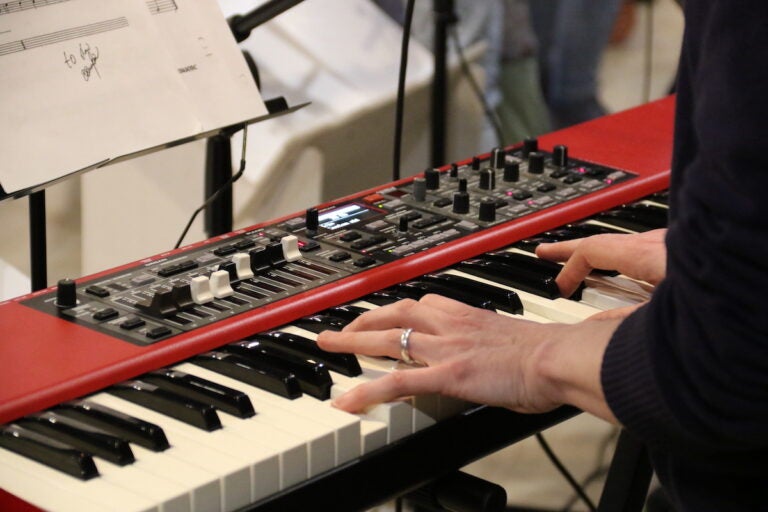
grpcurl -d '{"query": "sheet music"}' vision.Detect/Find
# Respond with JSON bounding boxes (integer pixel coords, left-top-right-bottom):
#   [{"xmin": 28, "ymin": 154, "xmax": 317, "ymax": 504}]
[{"xmin": 0, "ymin": 0, "xmax": 266, "ymax": 194}]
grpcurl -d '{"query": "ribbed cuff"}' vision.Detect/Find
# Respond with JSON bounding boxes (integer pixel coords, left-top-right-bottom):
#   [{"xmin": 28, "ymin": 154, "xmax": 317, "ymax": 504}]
[{"xmin": 601, "ymin": 305, "xmax": 678, "ymax": 448}]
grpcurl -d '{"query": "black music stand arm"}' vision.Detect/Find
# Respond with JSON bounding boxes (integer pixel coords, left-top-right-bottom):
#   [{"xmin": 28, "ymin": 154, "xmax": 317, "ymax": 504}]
[
  {"xmin": 203, "ymin": 0, "xmax": 306, "ymax": 238},
  {"xmin": 431, "ymin": 0, "xmax": 455, "ymax": 168},
  {"xmin": 29, "ymin": 190, "xmax": 48, "ymax": 291}
]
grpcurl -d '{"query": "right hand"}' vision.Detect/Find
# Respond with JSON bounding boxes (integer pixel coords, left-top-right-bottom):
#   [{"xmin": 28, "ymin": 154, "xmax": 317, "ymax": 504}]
[{"xmin": 535, "ymin": 228, "xmax": 668, "ymax": 298}]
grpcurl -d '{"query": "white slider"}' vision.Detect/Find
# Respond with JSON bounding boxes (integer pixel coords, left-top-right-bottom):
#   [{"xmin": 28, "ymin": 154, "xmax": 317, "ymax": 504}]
[
  {"xmin": 190, "ymin": 276, "xmax": 214, "ymax": 304},
  {"xmin": 280, "ymin": 235, "xmax": 302, "ymax": 262},
  {"xmin": 209, "ymin": 270, "xmax": 234, "ymax": 298},
  {"xmin": 232, "ymin": 253, "xmax": 254, "ymax": 280}
]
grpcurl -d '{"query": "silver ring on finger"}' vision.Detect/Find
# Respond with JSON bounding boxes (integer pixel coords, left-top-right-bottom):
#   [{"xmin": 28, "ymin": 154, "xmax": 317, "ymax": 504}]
[{"xmin": 400, "ymin": 328, "xmax": 417, "ymax": 365}]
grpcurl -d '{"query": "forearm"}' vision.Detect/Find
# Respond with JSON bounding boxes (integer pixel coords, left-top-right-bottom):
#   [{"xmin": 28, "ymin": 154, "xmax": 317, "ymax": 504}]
[{"xmin": 533, "ymin": 318, "xmax": 623, "ymax": 424}]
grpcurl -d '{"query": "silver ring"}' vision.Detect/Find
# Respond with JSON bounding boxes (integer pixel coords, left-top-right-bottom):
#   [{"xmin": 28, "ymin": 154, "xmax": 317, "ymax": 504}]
[{"xmin": 400, "ymin": 328, "xmax": 416, "ymax": 364}]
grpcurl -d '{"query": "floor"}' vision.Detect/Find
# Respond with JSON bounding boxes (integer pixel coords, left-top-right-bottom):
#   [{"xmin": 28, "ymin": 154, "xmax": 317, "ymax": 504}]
[{"xmin": 0, "ymin": 0, "xmax": 684, "ymax": 510}]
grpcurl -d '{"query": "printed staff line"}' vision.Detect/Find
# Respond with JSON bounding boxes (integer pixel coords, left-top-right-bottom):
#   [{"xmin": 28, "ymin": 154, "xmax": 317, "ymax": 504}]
[
  {"xmin": 0, "ymin": 17, "xmax": 127, "ymax": 57},
  {"xmin": 146, "ymin": 0, "xmax": 177, "ymax": 15},
  {"xmin": 0, "ymin": 0, "xmax": 70, "ymax": 16}
]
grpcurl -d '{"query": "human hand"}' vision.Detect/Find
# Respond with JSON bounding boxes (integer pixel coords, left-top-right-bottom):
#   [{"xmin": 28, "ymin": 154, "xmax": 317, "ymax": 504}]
[
  {"xmin": 535, "ymin": 228, "xmax": 667, "ymax": 298},
  {"xmin": 316, "ymin": 293, "xmax": 620, "ymax": 421}
]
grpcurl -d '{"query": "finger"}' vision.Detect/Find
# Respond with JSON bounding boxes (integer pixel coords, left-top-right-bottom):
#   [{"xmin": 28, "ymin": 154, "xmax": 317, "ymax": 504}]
[
  {"xmin": 342, "ymin": 298, "xmax": 451, "ymax": 335},
  {"xmin": 316, "ymin": 328, "xmax": 405, "ymax": 359},
  {"xmin": 587, "ymin": 303, "xmax": 645, "ymax": 321},
  {"xmin": 332, "ymin": 366, "xmax": 446, "ymax": 412},
  {"xmin": 535, "ymin": 239, "xmax": 582, "ymax": 262}
]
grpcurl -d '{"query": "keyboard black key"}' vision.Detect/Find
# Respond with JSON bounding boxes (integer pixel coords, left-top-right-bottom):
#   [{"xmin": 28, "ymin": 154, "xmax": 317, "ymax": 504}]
[
  {"xmin": 224, "ymin": 342, "xmax": 332, "ymax": 400},
  {"xmin": 592, "ymin": 203, "xmax": 668, "ymax": 232},
  {"xmin": 141, "ymin": 369, "xmax": 256, "ymax": 419},
  {"xmin": 321, "ymin": 305, "xmax": 369, "ymax": 322},
  {"xmin": 249, "ymin": 331, "xmax": 362, "ymax": 377},
  {"xmin": 476, "ymin": 251, "xmax": 584, "ymax": 300},
  {"xmin": 0, "ymin": 424, "xmax": 98, "ymax": 480},
  {"xmin": 420, "ymin": 273, "xmax": 524, "ymax": 315},
  {"xmin": 391, "ymin": 281, "xmax": 496, "ymax": 311},
  {"xmin": 108, "ymin": 381, "xmax": 222, "ymax": 431},
  {"xmin": 292, "ymin": 314, "xmax": 349, "ymax": 333},
  {"xmin": 17, "ymin": 412, "xmax": 134, "ymax": 466},
  {"xmin": 456, "ymin": 259, "xmax": 562, "ymax": 300},
  {"xmin": 363, "ymin": 290, "xmax": 411, "ymax": 307},
  {"xmin": 193, "ymin": 351, "xmax": 302, "ymax": 400},
  {"xmin": 55, "ymin": 400, "xmax": 169, "ymax": 452}
]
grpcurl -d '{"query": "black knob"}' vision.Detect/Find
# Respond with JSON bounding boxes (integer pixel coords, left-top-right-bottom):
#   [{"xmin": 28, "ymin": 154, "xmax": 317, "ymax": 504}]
[
  {"xmin": 453, "ymin": 181, "xmax": 470, "ymax": 214},
  {"xmin": 478, "ymin": 168, "xmax": 495, "ymax": 190},
  {"xmin": 424, "ymin": 168, "xmax": 440, "ymax": 190},
  {"xmin": 553, "ymin": 145, "xmax": 568, "ymax": 167},
  {"xmin": 522, "ymin": 137, "xmax": 538, "ymax": 157},
  {"xmin": 399, "ymin": 215, "xmax": 409, "ymax": 232},
  {"xmin": 305, "ymin": 207, "xmax": 319, "ymax": 236},
  {"xmin": 412, "ymin": 178, "xmax": 427, "ymax": 202},
  {"xmin": 491, "ymin": 147, "xmax": 506, "ymax": 169},
  {"xmin": 449, "ymin": 163, "xmax": 459, "ymax": 179},
  {"xmin": 56, "ymin": 278, "xmax": 77, "ymax": 308},
  {"xmin": 504, "ymin": 162, "xmax": 520, "ymax": 182},
  {"xmin": 528, "ymin": 152, "xmax": 545, "ymax": 174},
  {"xmin": 471, "ymin": 156, "xmax": 481, "ymax": 171},
  {"xmin": 478, "ymin": 198, "xmax": 497, "ymax": 222}
]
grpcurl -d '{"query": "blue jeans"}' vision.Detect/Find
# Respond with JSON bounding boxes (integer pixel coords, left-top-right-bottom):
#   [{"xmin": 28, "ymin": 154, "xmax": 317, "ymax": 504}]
[{"xmin": 529, "ymin": 0, "xmax": 623, "ymax": 128}]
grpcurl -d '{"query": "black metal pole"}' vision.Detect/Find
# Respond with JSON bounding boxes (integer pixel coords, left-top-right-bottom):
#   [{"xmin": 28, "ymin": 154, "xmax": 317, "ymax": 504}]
[
  {"xmin": 29, "ymin": 190, "xmax": 48, "ymax": 291},
  {"xmin": 431, "ymin": 0, "xmax": 454, "ymax": 168},
  {"xmin": 204, "ymin": 134, "xmax": 234, "ymax": 237}
]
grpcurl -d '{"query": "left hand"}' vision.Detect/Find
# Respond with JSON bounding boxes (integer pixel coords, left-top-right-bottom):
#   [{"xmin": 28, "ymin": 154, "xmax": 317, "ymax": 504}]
[{"xmin": 317, "ymin": 294, "xmax": 567, "ymax": 415}]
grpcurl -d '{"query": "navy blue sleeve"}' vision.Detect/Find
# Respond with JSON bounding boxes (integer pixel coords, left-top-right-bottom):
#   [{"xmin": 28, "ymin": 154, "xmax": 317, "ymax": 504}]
[{"xmin": 601, "ymin": 0, "xmax": 768, "ymax": 456}]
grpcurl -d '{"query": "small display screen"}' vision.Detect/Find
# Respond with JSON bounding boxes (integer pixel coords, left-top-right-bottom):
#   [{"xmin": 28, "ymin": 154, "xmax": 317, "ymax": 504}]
[{"xmin": 319, "ymin": 203, "xmax": 379, "ymax": 231}]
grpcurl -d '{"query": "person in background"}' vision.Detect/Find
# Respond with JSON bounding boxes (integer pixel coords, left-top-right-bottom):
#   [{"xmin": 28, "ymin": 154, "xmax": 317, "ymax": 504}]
[{"xmin": 529, "ymin": 0, "xmax": 623, "ymax": 128}]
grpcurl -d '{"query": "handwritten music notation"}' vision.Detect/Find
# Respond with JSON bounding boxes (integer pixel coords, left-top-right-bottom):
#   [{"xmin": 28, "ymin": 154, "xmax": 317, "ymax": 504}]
[
  {"xmin": 0, "ymin": 17, "xmax": 127, "ymax": 58},
  {"xmin": 146, "ymin": 0, "xmax": 177, "ymax": 15},
  {"xmin": 0, "ymin": 0, "xmax": 70, "ymax": 16}
]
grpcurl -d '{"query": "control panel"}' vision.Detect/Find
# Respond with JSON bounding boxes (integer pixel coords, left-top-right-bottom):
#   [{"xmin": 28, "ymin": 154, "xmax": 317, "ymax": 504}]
[{"xmin": 23, "ymin": 142, "xmax": 636, "ymax": 345}]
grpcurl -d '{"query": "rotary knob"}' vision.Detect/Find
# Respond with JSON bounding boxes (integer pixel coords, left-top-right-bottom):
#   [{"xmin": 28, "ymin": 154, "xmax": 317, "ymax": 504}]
[
  {"xmin": 452, "ymin": 178, "xmax": 470, "ymax": 214},
  {"xmin": 55, "ymin": 278, "xmax": 78, "ymax": 309},
  {"xmin": 412, "ymin": 178, "xmax": 427, "ymax": 202},
  {"xmin": 478, "ymin": 198, "xmax": 497, "ymax": 222},
  {"xmin": 528, "ymin": 152, "xmax": 545, "ymax": 174},
  {"xmin": 553, "ymin": 144, "xmax": 569, "ymax": 168},
  {"xmin": 504, "ymin": 162, "xmax": 520, "ymax": 182},
  {"xmin": 305, "ymin": 207, "xmax": 319, "ymax": 237},
  {"xmin": 522, "ymin": 137, "xmax": 538, "ymax": 157},
  {"xmin": 491, "ymin": 147, "xmax": 506, "ymax": 170},
  {"xmin": 424, "ymin": 168, "xmax": 440, "ymax": 190},
  {"xmin": 479, "ymin": 168, "xmax": 496, "ymax": 190},
  {"xmin": 471, "ymin": 156, "xmax": 481, "ymax": 171}
]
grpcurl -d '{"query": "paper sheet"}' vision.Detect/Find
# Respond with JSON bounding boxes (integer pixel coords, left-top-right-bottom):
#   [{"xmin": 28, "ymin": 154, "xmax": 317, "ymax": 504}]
[{"xmin": 0, "ymin": 0, "xmax": 266, "ymax": 194}]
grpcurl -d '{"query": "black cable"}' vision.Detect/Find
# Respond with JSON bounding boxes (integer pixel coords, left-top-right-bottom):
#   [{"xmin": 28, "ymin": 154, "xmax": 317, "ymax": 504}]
[
  {"xmin": 449, "ymin": 26, "xmax": 506, "ymax": 147},
  {"xmin": 174, "ymin": 125, "xmax": 248, "ymax": 249},
  {"xmin": 562, "ymin": 428, "xmax": 620, "ymax": 511},
  {"xmin": 392, "ymin": 0, "xmax": 415, "ymax": 182},
  {"xmin": 535, "ymin": 432, "xmax": 597, "ymax": 512}
]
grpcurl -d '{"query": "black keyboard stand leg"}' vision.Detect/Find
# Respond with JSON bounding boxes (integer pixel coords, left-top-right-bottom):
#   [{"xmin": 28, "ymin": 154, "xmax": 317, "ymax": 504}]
[{"xmin": 596, "ymin": 429, "xmax": 653, "ymax": 512}]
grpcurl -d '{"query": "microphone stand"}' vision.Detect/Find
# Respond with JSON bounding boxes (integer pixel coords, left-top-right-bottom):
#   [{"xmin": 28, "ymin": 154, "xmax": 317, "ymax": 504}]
[
  {"xmin": 430, "ymin": 0, "xmax": 456, "ymax": 168},
  {"xmin": 204, "ymin": 0, "xmax": 306, "ymax": 238}
]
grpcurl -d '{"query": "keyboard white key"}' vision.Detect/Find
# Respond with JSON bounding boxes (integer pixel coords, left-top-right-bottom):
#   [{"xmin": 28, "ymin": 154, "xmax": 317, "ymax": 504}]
[
  {"xmin": 87, "ymin": 393, "xmax": 254, "ymax": 512},
  {"xmin": 0, "ymin": 446, "xmax": 157, "ymax": 512}
]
